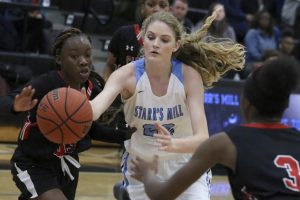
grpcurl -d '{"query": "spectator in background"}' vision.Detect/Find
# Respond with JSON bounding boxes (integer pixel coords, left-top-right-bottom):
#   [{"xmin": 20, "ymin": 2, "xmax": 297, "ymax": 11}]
[
  {"xmin": 0, "ymin": 0, "xmax": 53, "ymax": 53},
  {"xmin": 244, "ymin": 10, "xmax": 280, "ymax": 77},
  {"xmin": 102, "ymin": 0, "xmax": 170, "ymax": 80},
  {"xmin": 241, "ymin": 0, "xmax": 284, "ymax": 24},
  {"xmin": 0, "ymin": 15, "xmax": 20, "ymax": 51},
  {"xmin": 282, "ymin": 0, "xmax": 300, "ymax": 62},
  {"xmin": 193, "ymin": 2, "xmax": 236, "ymax": 41},
  {"xmin": 218, "ymin": 0, "xmax": 254, "ymax": 42},
  {"xmin": 279, "ymin": 29, "xmax": 297, "ymax": 58},
  {"xmin": 171, "ymin": 0, "xmax": 194, "ymax": 33},
  {"xmin": 186, "ymin": 0, "xmax": 216, "ymax": 24},
  {"xmin": 281, "ymin": 0, "xmax": 300, "ymax": 29},
  {"xmin": 264, "ymin": 0, "xmax": 285, "ymax": 24},
  {"xmin": 241, "ymin": 0, "xmax": 265, "ymax": 15}
]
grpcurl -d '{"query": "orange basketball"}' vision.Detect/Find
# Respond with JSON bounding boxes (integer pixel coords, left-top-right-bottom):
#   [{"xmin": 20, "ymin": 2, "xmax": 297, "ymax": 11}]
[{"xmin": 36, "ymin": 87, "xmax": 93, "ymax": 144}]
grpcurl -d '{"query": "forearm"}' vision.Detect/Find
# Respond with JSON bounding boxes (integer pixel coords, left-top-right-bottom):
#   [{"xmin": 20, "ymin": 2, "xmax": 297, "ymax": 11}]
[
  {"xmin": 144, "ymin": 155, "xmax": 208, "ymax": 200},
  {"xmin": 143, "ymin": 172, "xmax": 170, "ymax": 200},
  {"xmin": 90, "ymin": 91, "xmax": 114, "ymax": 121},
  {"xmin": 171, "ymin": 134, "xmax": 207, "ymax": 153},
  {"xmin": 90, "ymin": 123, "xmax": 126, "ymax": 144}
]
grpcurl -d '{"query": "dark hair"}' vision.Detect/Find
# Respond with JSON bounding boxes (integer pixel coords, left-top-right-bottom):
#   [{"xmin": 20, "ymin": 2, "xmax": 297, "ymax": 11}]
[
  {"xmin": 52, "ymin": 27, "xmax": 91, "ymax": 69},
  {"xmin": 251, "ymin": 10, "xmax": 275, "ymax": 37},
  {"xmin": 280, "ymin": 28, "xmax": 295, "ymax": 40},
  {"xmin": 261, "ymin": 49, "xmax": 281, "ymax": 62},
  {"xmin": 244, "ymin": 57, "xmax": 299, "ymax": 117}
]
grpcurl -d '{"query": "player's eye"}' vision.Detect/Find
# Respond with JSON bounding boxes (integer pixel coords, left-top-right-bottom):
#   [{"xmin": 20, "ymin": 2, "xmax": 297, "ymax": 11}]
[
  {"xmin": 147, "ymin": 34, "xmax": 155, "ymax": 40},
  {"xmin": 71, "ymin": 55, "xmax": 78, "ymax": 59}
]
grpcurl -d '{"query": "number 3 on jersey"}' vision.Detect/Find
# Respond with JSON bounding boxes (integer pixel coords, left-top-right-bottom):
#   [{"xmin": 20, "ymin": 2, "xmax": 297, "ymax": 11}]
[{"xmin": 274, "ymin": 155, "xmax": 300, "ymax": 192}]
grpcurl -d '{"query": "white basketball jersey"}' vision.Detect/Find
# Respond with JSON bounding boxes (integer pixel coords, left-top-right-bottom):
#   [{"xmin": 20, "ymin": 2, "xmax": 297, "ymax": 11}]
[{"xmin": 123, "ymin": 58, "xmax": 193, "ymax": 160}]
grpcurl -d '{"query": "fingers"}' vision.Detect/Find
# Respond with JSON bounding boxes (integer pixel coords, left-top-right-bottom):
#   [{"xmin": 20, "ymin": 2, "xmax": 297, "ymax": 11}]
[
  {"xmin": 13, "ymin": 85, "xmax": 37, "ymax": 112},
  {"xmin": 31, "ymin": 99, "xmax": 39, "ymax": 108},
  {"xmin": 155, "ymin": 123, "xmax": 170, "ymax": 136},
  {"xmin": 20, "ymin": 85, "xmax": 34, "ymax": 97},
  {"xmin": 131, "ymin": 156, "xmax": 144, "ymax": 181},
  {"xmin": 130, "ymin": 155, "xmax": 159, "ymax": 181},
  {"xmin": 16, "ymin": 86, "xmax": 35, "ymax": 100}
]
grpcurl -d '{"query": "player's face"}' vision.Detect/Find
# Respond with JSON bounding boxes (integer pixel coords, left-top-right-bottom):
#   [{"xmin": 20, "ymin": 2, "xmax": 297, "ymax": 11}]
[
  {"xmin": 143, "ymin": 0, "xmax": 169, "ymax": 18},
  {"xmin": 171, "ymin": 0, "xmax": 188, "ymax": 21},
  {"xmin": 58, "ymin": 36, "xmax": 92, "ymax": 85},
  {"xmin": 143, "ymin": 21, "xmax": 179, "ymax": 62}
]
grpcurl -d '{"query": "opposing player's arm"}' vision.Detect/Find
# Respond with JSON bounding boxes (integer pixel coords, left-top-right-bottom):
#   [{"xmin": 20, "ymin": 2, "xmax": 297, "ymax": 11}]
[
  {"xmin": 132, "ymin": 133, "xmax": 237, "ymax": 200},
  {"xmin": 90, "ymin": 63, "xmax": 134, "ymax": 121},
  {"xmin": 0, "ymin": 74, "xmax": 50, "ymax": 113}
]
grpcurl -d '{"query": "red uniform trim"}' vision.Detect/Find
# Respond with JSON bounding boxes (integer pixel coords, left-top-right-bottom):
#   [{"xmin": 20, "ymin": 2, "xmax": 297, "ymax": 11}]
[
  {"xmin": 20, "ymin": 117, "xmax": 37, "ymax": 140},
  {"xmin": 243, "ymin": 123, "xmax": 290, "ymax": 129},
  {"xmin": 134, "ymin": 24, "xmax": 143, "ymax": 46}
]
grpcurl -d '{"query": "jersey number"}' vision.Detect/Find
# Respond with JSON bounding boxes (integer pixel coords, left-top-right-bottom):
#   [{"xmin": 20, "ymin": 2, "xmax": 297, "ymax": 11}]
[
  {"xmin": 143, "ymin": 123, "xmax": 174, "ymax": 137},
  {"xmin": 274, "ymin": 155, "xmax": 300, "ymax": 192}
]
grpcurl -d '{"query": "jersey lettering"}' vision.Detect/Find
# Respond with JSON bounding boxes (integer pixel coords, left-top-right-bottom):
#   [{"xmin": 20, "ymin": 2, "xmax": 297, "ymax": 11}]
[
  {"xmin": 134, "ymin": 105, "xmax": 183, "ymax": 121},
  {"xmin": 274, "ymin": 155, "xmax": 300, "ymax": 192}
]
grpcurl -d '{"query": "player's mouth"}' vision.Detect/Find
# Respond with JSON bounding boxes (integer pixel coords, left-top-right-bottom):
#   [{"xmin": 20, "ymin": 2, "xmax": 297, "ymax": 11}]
[
  {"xmin": 79, "ymin": 68, "xmax": 90, "ymax": 79},
  {"xmin": 150, "ymin": 51, "xmax": 159, "ymax": 55}
]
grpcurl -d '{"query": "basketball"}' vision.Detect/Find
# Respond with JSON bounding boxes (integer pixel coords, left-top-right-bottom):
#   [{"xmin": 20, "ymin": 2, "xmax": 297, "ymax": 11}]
[{"xmin": 36, "ymin": 87, "xmax": 93, "ymax": 144}]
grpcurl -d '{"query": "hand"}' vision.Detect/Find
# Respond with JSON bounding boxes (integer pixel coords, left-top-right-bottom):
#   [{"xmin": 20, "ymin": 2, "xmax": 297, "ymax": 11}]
[
  {"xmin": 131, "ymin": 155, "xmax": 159, "ymax": 182},
  {"xmin": 13, "ymin": 85, "xmax": 38, "ymax": 112},
  {"xmin": 154, "ymin": 123, "xmax": 176, "ymax": 152}
]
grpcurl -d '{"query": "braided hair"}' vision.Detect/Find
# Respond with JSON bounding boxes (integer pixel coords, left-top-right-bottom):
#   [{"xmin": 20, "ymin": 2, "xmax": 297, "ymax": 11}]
[
  {"xmin": 141, "ymin": 11, "xmax": 245, "ymax": 87},
  {"xmin": 52, "ymin": 27, "xmax": 90, "ymax": 69}
]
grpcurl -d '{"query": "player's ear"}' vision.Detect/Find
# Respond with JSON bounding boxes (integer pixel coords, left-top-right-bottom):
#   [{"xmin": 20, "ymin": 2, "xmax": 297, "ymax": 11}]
[
  {"xmin": 173, "ymin": 40, "xmax": 180, "ymax": 52},
  {"xmin": 55, "ymin": 54, "xmax": 62, "ymax": 66}
]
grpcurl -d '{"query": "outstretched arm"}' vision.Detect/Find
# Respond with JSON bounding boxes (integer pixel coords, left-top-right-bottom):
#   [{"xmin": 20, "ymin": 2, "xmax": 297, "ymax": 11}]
[
  {"xmin": 90, "ymin": 63, "xmax": 135, "ymax": 121},
  {"xmin": 13, "ymin": 85, "xmax": 38, "ymax": 112},
  {"xmin": 0, "ymin": 85, "xmax": 38, "ymax": 113},
  {"xmin": 132, "ymin": 132, "xmax": 237, "ymax": 200}
]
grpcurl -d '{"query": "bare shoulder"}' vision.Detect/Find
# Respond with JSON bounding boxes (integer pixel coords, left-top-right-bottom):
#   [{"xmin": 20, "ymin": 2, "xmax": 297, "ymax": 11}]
[
  {"xmin": 182, "ymin": 63, "xmax": 202, "ymax": 81},
  {"xmin": 181, "ymin": 63, "xmax": 204, "ymax": 92}
]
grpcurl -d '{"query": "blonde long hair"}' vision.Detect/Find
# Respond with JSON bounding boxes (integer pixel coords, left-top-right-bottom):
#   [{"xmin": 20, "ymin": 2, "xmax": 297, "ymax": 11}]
[{"xmin": 141, "ymin": 11, "xmax": 245, "ymax": 87}]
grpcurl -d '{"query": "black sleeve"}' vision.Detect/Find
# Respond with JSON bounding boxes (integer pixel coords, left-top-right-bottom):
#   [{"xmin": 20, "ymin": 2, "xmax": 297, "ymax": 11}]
[
  {"xmin": 89, "ymin": 122, "xmax": 127, "ymax": 144},
  {"xmin": 0, "ymin": 95, "xmax": 16, "ymax": 113},
  {"xmin": 0, "ymin": 85, "xmax": 23, "ymax": 113}
]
